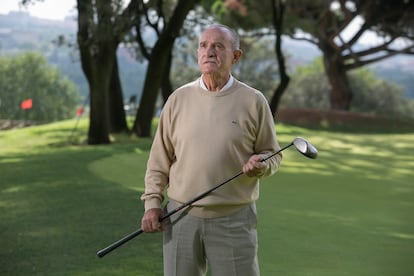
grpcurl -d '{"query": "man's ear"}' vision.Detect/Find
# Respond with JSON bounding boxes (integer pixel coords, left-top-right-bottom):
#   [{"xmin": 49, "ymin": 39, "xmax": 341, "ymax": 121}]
[{"xmin": 232, "ymin": 49, "xmax": 243, "ymax": 64}]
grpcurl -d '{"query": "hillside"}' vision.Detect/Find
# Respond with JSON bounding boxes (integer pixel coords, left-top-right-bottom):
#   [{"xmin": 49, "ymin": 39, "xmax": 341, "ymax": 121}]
[
  {"xmin": 0, "ymin": 11, "xmax": 413, "ymax": 100},
  {"xmin": 0, "ymin": 11, "xmax": 145, "ymax": 101}
]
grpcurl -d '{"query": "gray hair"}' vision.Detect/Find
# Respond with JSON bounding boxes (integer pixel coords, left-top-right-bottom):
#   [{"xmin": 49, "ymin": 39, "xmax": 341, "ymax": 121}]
[{"xmin": 204, "ymin": 24, "xmax": 240, "ymax": 50}]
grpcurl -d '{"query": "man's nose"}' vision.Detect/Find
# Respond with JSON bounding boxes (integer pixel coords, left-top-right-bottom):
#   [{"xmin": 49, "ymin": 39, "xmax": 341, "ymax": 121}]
[{"xmin": 207, "ymin": 46, "xmax": 216, "ymax": 56}]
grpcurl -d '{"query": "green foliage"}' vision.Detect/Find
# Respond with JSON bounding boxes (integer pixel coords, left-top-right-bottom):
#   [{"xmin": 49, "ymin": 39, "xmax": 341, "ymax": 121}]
[
  {"xmin": 349, "ymin": 68, "xmax": 414, "ymax": 117},
  {"xmin": 210, "ymin": 0, "xmax": 273, "ymax": 30},
  {"xmin": 281, "ymin": 58, "xmax": 414, "ymax": 118},
  {"xmin": 281, "ymin": 58, "xmax": 331, "ymax": 109},
  {"xmin": 233, "ymin": 36, "xmax": 280, "ymax": 98},
  {"xmin": 0, "ymin": 52, "xmax": 81, "ymax": 121},
  {"xmin": 171, "ymin": 38, "xmax": 200, "ymax": 89}
]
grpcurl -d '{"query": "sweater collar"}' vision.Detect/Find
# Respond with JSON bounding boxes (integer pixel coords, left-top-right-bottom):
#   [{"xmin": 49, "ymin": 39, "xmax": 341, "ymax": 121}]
[{"xmin": 199, "ymin": 75, "xmax": 234, "ymax": 92}]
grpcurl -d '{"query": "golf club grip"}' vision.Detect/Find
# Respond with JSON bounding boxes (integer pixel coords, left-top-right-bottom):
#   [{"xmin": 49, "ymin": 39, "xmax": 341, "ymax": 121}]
[{"xmin": 97, "ymin": 228, "xmax": 144, "ymax": 258}]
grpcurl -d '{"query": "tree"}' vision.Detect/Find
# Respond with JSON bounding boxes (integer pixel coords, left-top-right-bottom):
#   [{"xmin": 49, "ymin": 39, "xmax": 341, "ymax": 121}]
[
  {"xmin": 77, "ymin": 0, "xmax": 113, "ymax": 144},
  {"xmin": 0, "ymin": 52, "xmax": 81, "ymax": 121},
  {"xmin": 76, "ymin": 0, "xmax": 138, "ymax": 144},
  {"xmin": 210, "ymin": 0, "xmax": 414, "ymax": 113},
  {"xmin": 20, "ymin": 0, "xmax": 132, "ymax": 143},
  {"xmin": 282, "ymin": 58, "xmax": 413, "ymax": 118},
  {"xmin": 268, "ymin": 0, "xmax": 290, "ymax": 115},
  {"xmin": 285, "ymin": 0, "xmax": 414, "ymax": 110},
  {"xmin": 26, "ymin": 0, "xmax": 202, "ymax": 140},
  {"xmin": 131, "ymin": 0, "xmax": 201, "ymax": 137},
  {"xmin": 108, "ymin": 54, "xmax": 129, "ymax": 133}
]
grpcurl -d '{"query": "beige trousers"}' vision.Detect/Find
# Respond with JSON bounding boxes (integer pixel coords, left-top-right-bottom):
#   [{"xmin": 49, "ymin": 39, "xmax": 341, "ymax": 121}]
[{"xmin": 163, "ymin": 201, "xmax": 260, "ymax": 276}]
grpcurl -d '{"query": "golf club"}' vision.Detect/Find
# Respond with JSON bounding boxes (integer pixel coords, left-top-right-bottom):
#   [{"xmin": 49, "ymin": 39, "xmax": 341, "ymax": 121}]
[{"xmin": 97, "ymin": 136, "xmax": 318, "ymax": 258}]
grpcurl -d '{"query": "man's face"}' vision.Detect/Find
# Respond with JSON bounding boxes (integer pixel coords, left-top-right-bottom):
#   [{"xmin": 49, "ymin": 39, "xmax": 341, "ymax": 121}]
[{"xmin": 197, "ymin": 28, "xmax": 241, "ymax": 76}]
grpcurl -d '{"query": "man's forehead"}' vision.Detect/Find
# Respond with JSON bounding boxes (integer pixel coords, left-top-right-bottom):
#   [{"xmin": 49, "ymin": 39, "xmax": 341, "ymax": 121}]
[{"xmin": 199, "ymin": 28, "xmax": 230, "ymax": 43}]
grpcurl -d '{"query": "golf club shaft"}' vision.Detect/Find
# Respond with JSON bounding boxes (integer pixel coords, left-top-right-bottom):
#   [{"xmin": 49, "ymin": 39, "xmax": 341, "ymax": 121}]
[
  {"xmin": 97, "ymin": 143, "xmax": 291, "ymax": 258},
  {"xmin": 97, "ymin": 170, "xmax": 243, "ymax": 258},
  {"xmin": 96, "ymin": 170, "xmax": 246, "ymax": 258},
  {"xmin": 97, "ymin": 229, "xmax": 144, "ymax": 257}
]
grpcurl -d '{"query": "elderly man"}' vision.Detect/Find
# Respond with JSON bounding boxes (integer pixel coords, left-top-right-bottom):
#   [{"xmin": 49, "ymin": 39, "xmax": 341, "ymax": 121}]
[{"xmin": 140, "ymin": 24, "xmax": 282, "ymax": 276}]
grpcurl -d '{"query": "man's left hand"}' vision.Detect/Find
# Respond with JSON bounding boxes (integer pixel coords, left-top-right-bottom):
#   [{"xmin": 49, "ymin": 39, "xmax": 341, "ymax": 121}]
[{"xmin": 242, "ymin": 155, "xmax": 266, "ymax": 177}]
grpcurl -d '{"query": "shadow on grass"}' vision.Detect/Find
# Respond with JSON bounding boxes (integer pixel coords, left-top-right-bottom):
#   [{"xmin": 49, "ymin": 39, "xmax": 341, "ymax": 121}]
[{"xmin": 0, "ymin": 144, "xmax": 163, "ymax": 275}]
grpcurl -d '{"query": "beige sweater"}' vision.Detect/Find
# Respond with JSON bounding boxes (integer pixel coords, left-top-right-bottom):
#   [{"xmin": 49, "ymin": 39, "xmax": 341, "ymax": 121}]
[{"xmin": 141, "ymin": 78, "xmax": 282, "ymax": 218}]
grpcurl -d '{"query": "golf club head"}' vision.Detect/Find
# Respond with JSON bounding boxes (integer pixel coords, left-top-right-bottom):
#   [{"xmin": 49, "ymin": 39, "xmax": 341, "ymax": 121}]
[{"xmin": 292, "ymin": 137, "xmax": 318, "ymax": 159}]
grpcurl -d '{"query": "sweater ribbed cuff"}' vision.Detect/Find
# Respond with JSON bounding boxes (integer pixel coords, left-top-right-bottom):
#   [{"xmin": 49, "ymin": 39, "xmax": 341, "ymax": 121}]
[{"xmin": 144, "ymin": 198, "xmax": 162, "ymax": 211}]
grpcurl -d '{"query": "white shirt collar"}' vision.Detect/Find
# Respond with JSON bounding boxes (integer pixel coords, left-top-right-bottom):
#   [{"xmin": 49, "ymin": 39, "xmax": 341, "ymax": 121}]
[{"xmin": 199, "ymin": 75, "xmax": 234, "ymax": 92}]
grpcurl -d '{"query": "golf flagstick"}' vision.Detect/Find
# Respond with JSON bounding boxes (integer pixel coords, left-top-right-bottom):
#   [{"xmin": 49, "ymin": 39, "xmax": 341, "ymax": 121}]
[{"xmin": 97, "ymin": 137, "xmax": 317, "ymax": 258}]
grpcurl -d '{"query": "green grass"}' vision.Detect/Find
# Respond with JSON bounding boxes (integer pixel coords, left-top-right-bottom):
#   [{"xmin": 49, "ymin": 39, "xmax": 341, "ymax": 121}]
[{"xmin": 1, "ymin": 119, "xmax": 413, "ymax": 275}]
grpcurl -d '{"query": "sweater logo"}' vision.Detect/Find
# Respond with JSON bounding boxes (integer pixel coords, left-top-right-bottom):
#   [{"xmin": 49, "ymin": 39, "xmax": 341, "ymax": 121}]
[{"xmin": 231, "ymin": 120, "xmax": 238, "ymax": 125}]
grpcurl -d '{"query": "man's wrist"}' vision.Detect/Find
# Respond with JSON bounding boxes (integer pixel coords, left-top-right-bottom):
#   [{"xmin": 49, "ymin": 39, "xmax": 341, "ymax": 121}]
[{"xmin": 144, "ymin": 198, "xmax": 162, "ymax": 211}]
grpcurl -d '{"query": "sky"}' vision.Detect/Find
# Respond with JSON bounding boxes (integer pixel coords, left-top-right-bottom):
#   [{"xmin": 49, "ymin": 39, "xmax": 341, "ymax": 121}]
[{"xmin": 0, "ymin": 0, "xmax": 76, "ymax": 20}]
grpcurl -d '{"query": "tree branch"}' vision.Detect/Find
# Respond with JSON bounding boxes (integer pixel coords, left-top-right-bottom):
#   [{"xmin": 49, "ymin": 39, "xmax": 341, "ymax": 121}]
[{"xmin": 345, "ymin": 44, "xmax": 414, "ymax": 70}]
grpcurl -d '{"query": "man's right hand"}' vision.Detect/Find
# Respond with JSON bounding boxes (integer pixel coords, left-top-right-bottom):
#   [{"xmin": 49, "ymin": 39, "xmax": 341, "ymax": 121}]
[{"xmin": 141, "ymin": 208, "xmax": 164, "ymax": 233}]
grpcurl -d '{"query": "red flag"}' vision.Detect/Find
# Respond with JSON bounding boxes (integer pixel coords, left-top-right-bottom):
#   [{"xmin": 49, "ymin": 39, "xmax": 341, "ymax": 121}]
[
  {"xmin": 21, "ymin": 99, "xmax": 33, "ymax": 109},
  {"xmin": 76, "ymin": 106, "xmax": 84, "ymax": 116}
]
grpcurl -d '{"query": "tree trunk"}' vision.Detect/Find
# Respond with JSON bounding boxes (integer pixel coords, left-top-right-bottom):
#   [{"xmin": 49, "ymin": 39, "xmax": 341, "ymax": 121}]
[
  {"xmin": 88, "ymin": 66, "xmax": 111, "ymax": 144},
  {"xmin": 77, "ymin": 0, "xmax": 114, "ymax": 144},
  {"xmin": 314, "ymin": 8, "xmax": 353, "ymax": 111},
  {"xmin": 269, "ymin": 0, "xmax": 290, "ymax": 117},
  {"xmin": 132, "ymin": 0, "xmax": 199, "ymax": 137},
  {"xmin": 322, "ymin": 48, "xmax": 352, "ymax": 110},
  {"xmin": 161, "ymin": 52, "xmax": 173, "ymax": 104},
  {"xmin": 109, "ymin": 52, "xmax": 129, "ymax": 133},
  {"xmin": 131, "ymin": 39, "xmax": 169, "ymax": 137}
]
